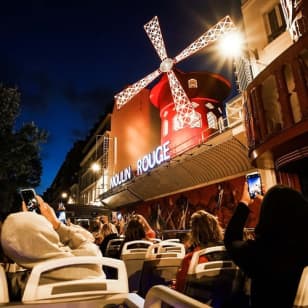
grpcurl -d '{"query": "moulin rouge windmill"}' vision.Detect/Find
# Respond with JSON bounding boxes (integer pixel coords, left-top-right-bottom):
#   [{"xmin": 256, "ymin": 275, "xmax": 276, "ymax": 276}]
[{"xmin": 114, "ymin": 15, "xmax": 236, "ymax": 129}]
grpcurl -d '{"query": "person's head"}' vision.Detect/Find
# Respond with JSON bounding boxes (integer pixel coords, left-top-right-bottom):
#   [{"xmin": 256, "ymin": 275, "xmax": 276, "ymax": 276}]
[
  {"xmin": 89, "ymin": 219, "xmax": 103, "ymax": 244},
  {"xmin": 100, "ymin": 215, "xmax": 109, "ymax": 224},
  {"xmin": 89, "ymin": 219, "xmax": 102, "ymax": 233},
  {"xmin": 190, "ymin": 210, "xmax": 223, "ymax": 247},
  {"xmin": 134, "ymin": 214, "xmax": 148, "ymax": 230},
  {"xmin": 255, "ymin": 184, "xmax": 308, "ymax": 242},
  {"xmin": 102, "ymin": 223, "xmax": 114, "ymax": 237},
  {"xmin": 1, "ymin": 211, "xmax": 59, "ymax": 265},
  {"xmin": 124, "ymin": 218, "xmax": 146, "ymax": 242}
]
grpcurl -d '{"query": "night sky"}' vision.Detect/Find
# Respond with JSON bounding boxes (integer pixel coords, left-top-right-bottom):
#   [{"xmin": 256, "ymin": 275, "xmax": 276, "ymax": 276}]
[{"xmin": 0, "ymin": 0, "xmax": 242, "ymax": 195}]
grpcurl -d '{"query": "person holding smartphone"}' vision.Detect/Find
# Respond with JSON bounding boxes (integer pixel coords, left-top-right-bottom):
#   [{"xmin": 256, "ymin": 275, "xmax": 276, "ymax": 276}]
[
  {"xmin": 1, "ymin": 193, "xmax": 104, "ymax": 285},
  {"xmin": 224, "ymin": 182, "xmax": 308, "ymax": 308}
]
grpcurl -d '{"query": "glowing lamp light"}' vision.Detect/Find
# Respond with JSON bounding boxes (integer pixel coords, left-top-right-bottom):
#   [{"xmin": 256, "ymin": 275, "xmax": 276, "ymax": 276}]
[
  {"xmin": 61, "ymin": 192, "xmax": 68, "ymax": 199},
  {"xmin": 91, "ymin": 162, "xmax": 101, "ymax": 172},
  {"xmin": 218, "ymin": 31, "xmax": 244, "ymax": 58}
]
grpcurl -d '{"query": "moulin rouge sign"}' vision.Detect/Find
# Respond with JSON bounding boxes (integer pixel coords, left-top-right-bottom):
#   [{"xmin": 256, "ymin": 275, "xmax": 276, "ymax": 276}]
[{"xmin": 110, "ymin": 141, "xmax": 171, "ymax": 189}]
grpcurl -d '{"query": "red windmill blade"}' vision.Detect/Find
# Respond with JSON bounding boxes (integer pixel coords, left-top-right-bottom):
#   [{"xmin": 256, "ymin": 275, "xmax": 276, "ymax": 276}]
[{"xmin": 115, "ymin": 15, "xmax": 236, "ymax": 127}]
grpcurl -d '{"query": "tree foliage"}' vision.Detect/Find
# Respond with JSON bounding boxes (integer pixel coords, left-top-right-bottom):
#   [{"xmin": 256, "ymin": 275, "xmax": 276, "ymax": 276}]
[{"xmin": 0, "ymin": 84, "xmax": 48, "ymax": 215}]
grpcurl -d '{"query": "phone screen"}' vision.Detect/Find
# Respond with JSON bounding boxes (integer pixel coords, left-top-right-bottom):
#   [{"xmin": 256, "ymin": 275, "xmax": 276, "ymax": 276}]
[
  {"xmin": 57, "ymin": 210, "xmax": 66, "ymax": 224},
  {"xmin": 246, "ymin": 172, "xmax": 262, "ymax": 199},
  {"xmin": 19, "ymin": 188, "xmax": 40, "ymax": 214}
]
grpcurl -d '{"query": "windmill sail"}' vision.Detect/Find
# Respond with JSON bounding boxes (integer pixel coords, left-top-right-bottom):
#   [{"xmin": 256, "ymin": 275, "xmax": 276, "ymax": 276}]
[{"xmin": 115, "ymin": 15, "xmax": 236, "ymax": 127}]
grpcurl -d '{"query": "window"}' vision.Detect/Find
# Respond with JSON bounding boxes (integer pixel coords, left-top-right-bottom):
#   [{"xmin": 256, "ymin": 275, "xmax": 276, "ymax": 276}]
[
  {"xmin": 188, "ymin": 78, "xmax": 198, "ymax": 88},
  {"xmin": 163, "ymin": 119, "xmax": 168, "ymax": 136},
  {"xmin": 264, "ymin": 3, "xmax": 286, "ymax": 42},
  {"xmin": 207, "ymin": 112, "xmax": 218, "ymax": 129},
  {"xmin": 173, "ymin": 115, "xmax": 183, "ymax": 131}
]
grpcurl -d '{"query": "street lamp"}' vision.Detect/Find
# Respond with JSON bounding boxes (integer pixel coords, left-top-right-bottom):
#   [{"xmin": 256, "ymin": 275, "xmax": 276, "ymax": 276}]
[
  {"xmin": 89, "ymin": 133, "xmax": 114, "ymax": 205},
  {"xmin": 217, "ymin": 30, "xmax": 253, "ymax": 93},
  {"xmin": 91, "ymin": 160, "xmax": 102, "ymax": 204},
  {"xmin": 91, "ymin": 161, "xmax": 101, "ymax": 172},
  {"xmin": 59, "ymin": 192, "xmax": 68, "ymax": 208},
  {"xmin": 218, "ymin": 31, "xmax": 245, "ymax": 58},
  {"xmin": 57, "ymin": 192, "xmax": 67, "ymax": 224},
  {"xmin": 61, "ymin": 192, "xmax": 68, "ymax": 200},
  {"xmin": 91, "ymin": 134, "xmax": 111, "ymax": 205}
]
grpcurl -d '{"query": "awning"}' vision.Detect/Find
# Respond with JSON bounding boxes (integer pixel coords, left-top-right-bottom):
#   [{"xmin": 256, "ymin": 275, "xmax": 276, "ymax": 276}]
[{"xmin": 101, "ymin": 124, "xmax": 255, "ymax": 209}]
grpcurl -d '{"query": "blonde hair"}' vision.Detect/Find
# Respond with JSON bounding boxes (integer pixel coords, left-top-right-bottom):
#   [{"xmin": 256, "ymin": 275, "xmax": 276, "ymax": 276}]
[
  {"xmin": 101, "ymin": 223, "xmax": 113, "ymax": 237},
  {"xmin": 190, "ymin": 210, "xmax": 223, "ymax": 247}
]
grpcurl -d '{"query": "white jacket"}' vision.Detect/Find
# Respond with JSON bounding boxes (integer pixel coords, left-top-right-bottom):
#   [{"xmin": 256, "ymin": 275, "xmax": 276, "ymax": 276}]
[{"xmin": 1, "ymin": 211, "xmax": 104, "ymax": 281}]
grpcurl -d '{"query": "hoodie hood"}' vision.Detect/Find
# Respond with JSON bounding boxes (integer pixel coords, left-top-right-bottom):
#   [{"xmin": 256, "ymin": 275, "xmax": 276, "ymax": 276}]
[{"xmin": 1, "ymin": 212, "xmax": 71, "ymax": 268}]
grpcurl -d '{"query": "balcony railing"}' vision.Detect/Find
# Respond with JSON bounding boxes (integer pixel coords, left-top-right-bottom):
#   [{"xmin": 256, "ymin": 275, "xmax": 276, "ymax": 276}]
[{"xmin": 167, "ymin": 96, "xmax": 244, "ymax": 158}]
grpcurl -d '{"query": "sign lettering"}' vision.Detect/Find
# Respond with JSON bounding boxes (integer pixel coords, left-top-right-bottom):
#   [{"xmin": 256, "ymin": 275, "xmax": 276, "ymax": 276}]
[
  {"xmin": 110, "ymin": 166, "xmax": 132, "ymax": 189},
  {"xmin": 137, "ymin": 141, "xmax": 170, "ymax": 175},
  {"xmin": 109, "ymin": 141, "xmax": 171, "ymax": 188}
]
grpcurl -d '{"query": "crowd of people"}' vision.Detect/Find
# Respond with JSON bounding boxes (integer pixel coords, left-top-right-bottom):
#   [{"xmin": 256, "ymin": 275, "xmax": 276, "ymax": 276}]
[{"xmin": 1, "ymin": 181, "xmax": 308, "ymax": 307}]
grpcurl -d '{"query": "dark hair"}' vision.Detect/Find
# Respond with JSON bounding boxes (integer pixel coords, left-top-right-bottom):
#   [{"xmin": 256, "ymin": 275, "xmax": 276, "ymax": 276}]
[
  {"xmin": 124, "ymin": 219, "xmax": 146, "ymax": 242},
  {"xmin": 89, "ymin": 219, "xmax": 102, "ymax": 233},
  {"xmin": 255, "ymin": 184, "xmax": 308, "ymax": 242}
]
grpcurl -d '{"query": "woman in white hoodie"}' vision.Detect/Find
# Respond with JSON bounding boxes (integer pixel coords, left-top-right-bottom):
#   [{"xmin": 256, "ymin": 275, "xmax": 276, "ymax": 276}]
[{"xmin": 1, "ymin": 195, "xmax": 104, "ymax": 283}]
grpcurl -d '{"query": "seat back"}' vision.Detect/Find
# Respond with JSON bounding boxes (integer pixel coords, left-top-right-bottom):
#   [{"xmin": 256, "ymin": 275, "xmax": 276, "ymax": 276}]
[
  {"xmin": 120, "ymin": 240, "xmax": 153, "ymax": 292},
  {"xmin": 138, "ymin": 242, "xmax": 185, "ymax": 298},
  {"xmin": 145, "ymin": 241, "xmax": 186, "ymax": 259},
  {"xmin": 104, "ymin": 237, "xmax": 124, "ymax": 259},
  {"xmin": 0, "ymin": 264, "xmax": 9, "ymax": 304},
  {"xmin": 145, "ymin": 285, "xmax": 210, "ymax": 308},
  {"xmin": 21, "ymin": 256, "xmax": 129, "ymax": 303},
  {"xmin": 188, "ymin": 246, "xmax": 230, "ymax": 275},
  {"xmin": 160, "ymin": 238, "xmax": 180, "ymax": 243},
  {"xmin": 185, "ymin": 259, "xmax": 246, "ymax": 307},
  {"xmin": 121, "ymin": 240, "xmax": 154, "ymax": 254},
  {"xmin": 294, "ymin": 266, "xmax": 308, "ymax": 307}
]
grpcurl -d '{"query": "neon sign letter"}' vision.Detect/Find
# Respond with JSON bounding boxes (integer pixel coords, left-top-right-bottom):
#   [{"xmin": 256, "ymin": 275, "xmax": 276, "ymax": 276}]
[
  {"xmin": 110, "ymin": 166, "xmax": 132, "ymax": 189},
  {"xmin": 137, "ymin": 141, "xmax": 170, "ymax": 175}
]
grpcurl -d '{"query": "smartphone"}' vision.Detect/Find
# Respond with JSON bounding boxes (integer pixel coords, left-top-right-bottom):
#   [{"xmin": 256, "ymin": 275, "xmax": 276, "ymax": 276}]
[
  {"xmin": 19, "ymin": 188, "xmax": 40, "ymax": 214},
  {"xmin": 57, "ymin": 210, "xmax": 66, "ymax": 224},
  {"xmin": 246, "ymin": 172, "xmax": 263, "ymax": 199}
]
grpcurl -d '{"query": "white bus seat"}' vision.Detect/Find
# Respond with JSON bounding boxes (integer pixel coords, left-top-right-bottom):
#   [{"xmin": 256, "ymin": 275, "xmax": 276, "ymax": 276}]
[
  {"xmin": 103, "ymin": 237, "xmax": 125, "ymax": 278},
  {"xmin": 160, "ymin": 238, "xmax": 180, "ymax": 243},
  {"xmin": 184, "ymin": 259, "xmax": 246, "ymax": 307},
  {"xmin": 145, "ymin": 285, "xmax": 210, "ymax": 308},
  {"xmin": 21, "ymin": 256, "xmax": 129, "ymax": 303},
  {"xmin": 6, "ymin": 293, "xmax": 144, "ymax": 308},
  {"xmin": 120, "ymin": 240, "xmax": 153, "ymax": 293},
  {"xmin": 121, "ymin": 240, "xmax": 153, "ymax": 254},
  {"xmin": 294, "ymin": 266, "xmax": 308, "ymax": 307},
  {"xmin": 187, "ymin": 246, "xmax": 230, "ymax": 275},
  {"xmin": 7, "ymin": 293, "xmax": 144, "ymax": 308},
  {"xmin": 0, "ymin": 264, "xmax": 9, "ymax": 304},
  {"xmin": 145, "ymin": 241, "xmax": 185, "ymax": 259},
  {"xmin": 138, "ymin": 242, "xmax": 185, "ymax": 298},
  {"xmin": 104, "ymin": 237, "xmax": 124, "ymax": 259},
  {"xmin": 150, "ymin": 238, "xmax": 162, "ymax": 243}
]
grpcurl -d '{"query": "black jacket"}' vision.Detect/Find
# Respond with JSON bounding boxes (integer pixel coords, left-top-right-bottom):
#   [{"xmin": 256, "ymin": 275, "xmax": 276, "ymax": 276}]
[
  {"xmin": 224, "ymin": 201, "xmax": 308, "ymax": 308},
  {"xmin": 99, "ymin": 233, "xmax": 119, "ymax": 256}
]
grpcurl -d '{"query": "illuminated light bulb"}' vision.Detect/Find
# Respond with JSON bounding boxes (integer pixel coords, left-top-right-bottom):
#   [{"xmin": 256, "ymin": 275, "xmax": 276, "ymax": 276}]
[
  {"xmin": 219, "ymin": 31, "xmax": 244, "ymax": 58},
  {"xmin": 91, "ymin": 162, "xmax": 101, "ymax": 172}
]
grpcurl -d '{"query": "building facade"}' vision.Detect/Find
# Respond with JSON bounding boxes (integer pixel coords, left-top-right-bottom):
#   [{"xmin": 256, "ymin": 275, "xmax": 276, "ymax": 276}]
[
  {"xmin": 243, "ymin": 0, "xmax": 308, "ymax": 196},
  {"xmin": 47, "ymin": 0, "xmax": 308, "ymax": 230}
]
